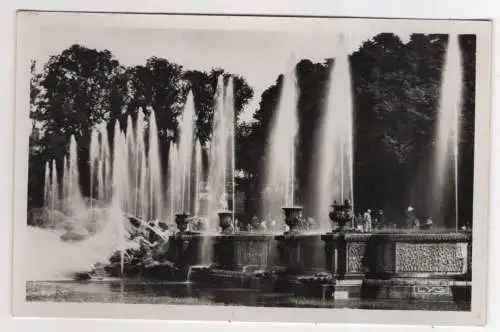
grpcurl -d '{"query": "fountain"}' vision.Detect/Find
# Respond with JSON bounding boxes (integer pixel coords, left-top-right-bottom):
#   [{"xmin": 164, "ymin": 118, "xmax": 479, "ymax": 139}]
[
  {"xmin": 432, "ymin": 34, "xmax": 463, "ymax": 230},
  {"xmin": 147, "ymin": 108, "xmax": 163, "ymax": 220},
  {"xmin": 50, "ymin": 160, "xmax": 59, "ymax": 217},
  {"xmin": 176, "ymin": 93, "xmax": 196, "ymax": 215},
  {"xmin": 263, "ymin": 56, "xmax": 299, "ymax": 222},
  {"xmin": 167, "ymin": 141, "xmax": 178, "ymax": 224},
  {"xmin": 314, "ymin": 35, "xmax": 354, "ymax": 230},
  {"xmin": 30, "ymin": 33, "xmax": 472, "ymax": 307},
  {"xmin": 194, "ymin": 139, "xmax": 203, "ymax": 216},
  {"xmin": 43, "ymin": 161, "xmax": 50, "ymax": 208},
  {"xmin": 206, "ymin": 75, "xmax": 235, "ymax": 228},
  {"xmin": 89, "ymin": 128, "xmax": 100, "ymax": 209}
]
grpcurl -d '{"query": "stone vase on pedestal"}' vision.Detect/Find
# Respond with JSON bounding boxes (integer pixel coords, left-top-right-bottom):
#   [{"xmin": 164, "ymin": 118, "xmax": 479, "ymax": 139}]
[
  {"xmin": 276, "ymin": 207, "xmax": 304, "ymax": 273},
  {"xmin": 175, "ymin": 212, "xmax": 190, "ymax": 233},
  {"xmin": 282, "ymin": 206, "xmax": 303, "ymax": 234}
]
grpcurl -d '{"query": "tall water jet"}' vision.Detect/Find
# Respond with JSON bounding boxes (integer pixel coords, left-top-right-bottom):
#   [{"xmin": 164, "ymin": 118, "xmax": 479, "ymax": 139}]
[
  {"xmin": 43, "ymin": 161, "xmax": 50, "ymax": 207},
  {"xmin": 263, "ymin": 57, "xmax": 299, "ymax": 220},
  {"xmin": 110, "ymin": 120, "xmax": 128, "ymax": 276},
  {"xmin": 125, "ymin": 116, "xmax": 136, "ymax": 213},
  {"xmin": 177, "ymin": 92, "xmax": 196, "ymax": 214},
  {"xmin": 432, "ymin": 34, "xmax": 463, "ymax": 229},
  {"xmin": 207, "ymin": 75, "xmax": 233, "ymax": 229},
  {"xmin": 50, "ymin": 159, "xmax": 59, "ymax": 214},
  {"xmin": 62, "ymin": 155, "xmax": 68, "ymax": 201},
  {"xmin": 167, "ymin": 142, "xmax": 178, "ymax": 223},
  {"xmin": 147, "ymin": 109, "xmax": 163, "ymax": 220},
  {"xmin": 194, "ymin": 139, "xmax": 203, "ymax": 215},
  {"xmin": 89, "ymin": 129, "xmax": 100, "ymax": 209},
  {"xmin": 63, "ymin": 135, "xmax": 85, "ymax": 216},
  {"xmin": 135, "ymin": 110, "xmax": 148, "ymax": 219},
  {"xmin": 225, "ymin": 77, "xmax": 236, "ymax": 223},
  {"xmin": 100, "ymin": 124, "xmax": 112, "ymax": 203},
  {"xmin": 314, "ymin": 36, "xmax": 355, "ymax": 229}
]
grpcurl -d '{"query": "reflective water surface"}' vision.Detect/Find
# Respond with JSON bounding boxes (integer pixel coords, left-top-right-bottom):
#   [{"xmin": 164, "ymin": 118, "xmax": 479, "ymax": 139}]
[{"xmin": 26, "ymin": 280, "xmax": 469, "ymax": 311}]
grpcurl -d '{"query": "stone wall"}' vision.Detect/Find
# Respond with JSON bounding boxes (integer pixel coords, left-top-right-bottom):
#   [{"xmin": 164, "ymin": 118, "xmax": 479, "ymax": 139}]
[
  {"xmin": 167, "ymin": 231, "xmax": 472, "ymax": 280},
  {"xmin": 338, "ymin": 232, "xmax": 472, "ymax": 278}
]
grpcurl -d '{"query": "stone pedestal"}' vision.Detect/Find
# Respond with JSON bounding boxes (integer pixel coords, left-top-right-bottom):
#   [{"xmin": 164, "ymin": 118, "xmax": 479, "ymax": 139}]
[
  {"xmin": 213, "ymin": 234, "xmax": 276, "ymax": 270},
  {"xmin": 275, "ymin": 233, "xmax": 326, "ymax": 273},
  {"xmin": 166, "ymin": 232, "xmax": 204, "ymax": 275},
  {"xmin": 321, "ymin": 232, "xmax": 347, "ymax": 280}
]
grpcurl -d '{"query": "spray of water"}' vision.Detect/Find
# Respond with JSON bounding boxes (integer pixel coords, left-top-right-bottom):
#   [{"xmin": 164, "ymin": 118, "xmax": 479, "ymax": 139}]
[
  {"xmin": 225, "ymin": 78, "xmax": 236, "ymax": 223},
  {"xmin": 50, "ymin": 159, "xmax": 59, "ymax": 216},
  {"xmin": 43, "ymin": 161, "xmax": 50, "ymax": 208},
  {"xmin": 432, "ymin": 34, "xmax": 463, "ymax": 229},
  {"xmin": 147, "ymin": 109, "xmax": 164, "ymax": 220},
  {"xmin": 176, "ymin": 92, "xmax": 196, "ymax": 214},
  {"xmin": 194, "ymin": 139, "xmax": 203, "ymax": 215},
  {"xmin": 167, "ymin": 141, "xmax": 178, "ymax": 223},
  {"xmin": 89, "ymin": 129, "xmax": 100, "ymax": 209},
  {"xmin": 315, "ymin": 36, "xmax": 355, "ymax": 229},
  {"xmin": 207, "ymin": 76, "xmax": 232, "ymax": 228},
  {"xmin": 263, "ymin": 57, "xmax": 299, "ymax": 220}
]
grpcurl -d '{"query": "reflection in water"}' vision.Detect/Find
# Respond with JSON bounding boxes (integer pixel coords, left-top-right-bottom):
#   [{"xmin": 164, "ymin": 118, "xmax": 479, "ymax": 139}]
[{"xmin": 26, "ymin": 280, "xmax": 470, "ymax": 311}]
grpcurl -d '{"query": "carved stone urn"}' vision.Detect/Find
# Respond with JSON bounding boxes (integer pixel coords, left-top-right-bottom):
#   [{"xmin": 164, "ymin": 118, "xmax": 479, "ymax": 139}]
[
  {"xmin": 218, "ymin": 211, "xmax": 234, "ymax": 234},
  {"xmin": 175, "ymin": 212, "xmax": 190, "ymax": 233},
  {"xmin": 329, "ymin": 199, "xmax": 353, "ymax": 232},
  {"xmin": 282, "ymin": 206, "xmax": 304, "ymax": 233}
]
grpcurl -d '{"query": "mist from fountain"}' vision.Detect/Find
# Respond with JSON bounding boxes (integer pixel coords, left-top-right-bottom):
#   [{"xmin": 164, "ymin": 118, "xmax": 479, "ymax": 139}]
[
  {"xmin": 432, "ymin": 34, "xmax": 463, "ymax": 229},
  {"xmin": 263, "ymin": 57, "xmax": 299, "ymax": 221},
  {"xmin": 314, "ymin": 37, "xmax": 355, "ymax": 230}
]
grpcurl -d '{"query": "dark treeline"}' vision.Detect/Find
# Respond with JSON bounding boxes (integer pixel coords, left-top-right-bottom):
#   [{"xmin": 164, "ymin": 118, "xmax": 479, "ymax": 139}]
[{"xmin": 29, "ymin": 33, "xmax": 476, "ymax": 228}]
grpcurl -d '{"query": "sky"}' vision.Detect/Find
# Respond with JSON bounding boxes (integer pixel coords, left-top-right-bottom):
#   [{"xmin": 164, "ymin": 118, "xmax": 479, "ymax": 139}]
[{"xmin": 30, "ymin": 26, "xmax": 410, "ymax": 122}]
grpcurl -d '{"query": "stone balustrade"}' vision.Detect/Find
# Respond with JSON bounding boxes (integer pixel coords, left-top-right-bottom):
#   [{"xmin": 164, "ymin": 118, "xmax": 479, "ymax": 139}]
[{"xmin": 165, "ymin": 231, "xmax": 472, "ymax": 282}]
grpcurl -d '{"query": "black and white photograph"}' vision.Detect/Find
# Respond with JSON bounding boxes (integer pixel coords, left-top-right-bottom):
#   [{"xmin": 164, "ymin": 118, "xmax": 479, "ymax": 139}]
[{"xmin": 11, "ymin": 12, "xmax": 492, "ymax": 326}]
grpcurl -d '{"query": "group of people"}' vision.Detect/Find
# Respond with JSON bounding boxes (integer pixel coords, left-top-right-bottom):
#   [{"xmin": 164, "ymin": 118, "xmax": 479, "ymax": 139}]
[{"xmin": 352, "ymin": 206, "xmax": 435, "ymax": 232}]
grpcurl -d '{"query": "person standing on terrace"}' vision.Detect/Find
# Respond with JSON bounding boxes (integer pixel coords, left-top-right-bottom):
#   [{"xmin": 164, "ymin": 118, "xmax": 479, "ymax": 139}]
[{"xmin": 405, "ymin": 206, "xmax": 420, "ymax": 230}]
